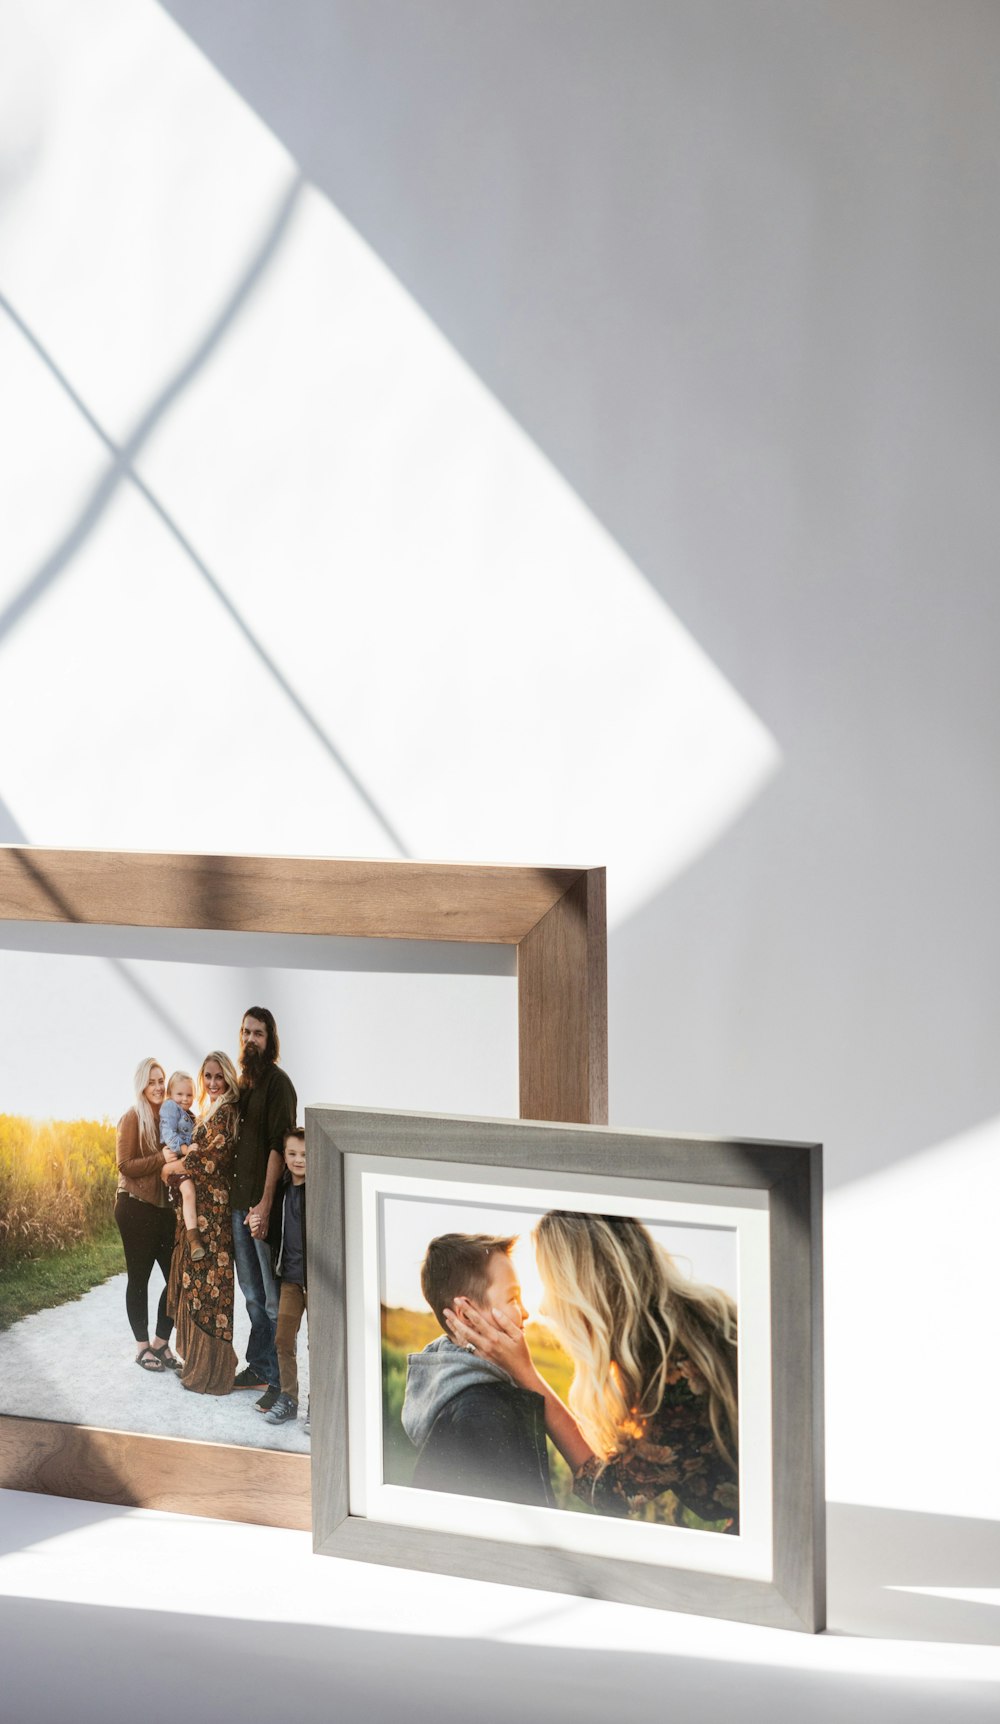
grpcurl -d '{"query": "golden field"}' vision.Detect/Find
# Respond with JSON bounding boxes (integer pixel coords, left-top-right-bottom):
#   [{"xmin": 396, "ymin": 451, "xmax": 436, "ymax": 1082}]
[{"xmin": 0, "ymin": 1115, "xmax": 118, "ymax": 1270}]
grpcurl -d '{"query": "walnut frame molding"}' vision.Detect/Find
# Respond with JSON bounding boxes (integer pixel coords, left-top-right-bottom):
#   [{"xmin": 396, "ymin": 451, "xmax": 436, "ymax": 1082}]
[
  {"xmin": 309, "ymin": 1107, "xmax": 825, "ymax": 1633},
  {"xmin": 0, "ymin": 844, "xmax": 608, "ymax": 1528}
]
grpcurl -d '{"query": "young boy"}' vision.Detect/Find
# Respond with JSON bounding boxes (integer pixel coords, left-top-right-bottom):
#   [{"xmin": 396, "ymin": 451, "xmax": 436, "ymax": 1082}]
[
  {"xmin": 265, "ymin": 1126, "xmax": 307, "ymax": 1425},
  {"xmin": 401, "ymin": 1233, "xmax": 553, "ymax": 1508}
]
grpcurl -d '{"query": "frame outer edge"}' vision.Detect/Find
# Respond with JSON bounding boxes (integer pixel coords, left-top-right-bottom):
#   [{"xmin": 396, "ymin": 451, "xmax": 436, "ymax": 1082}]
[
  {"xmin": 313, "ymin": 1518, "xmax": 810, "ymax": 1630},
  {"xmin": 307, "ymin": 1112, "xmax": 349, "ymax": 1548},
  {"xmin": 0, "ymin": 846, "xmax": 585, "ymax": 944},
  {"xmin": 516, "ymin": 868, "xmax": 608, "ymax": 1126},
  {"xmin": 769, "ymin": 1144, "xmax": 826, "ymax": 1631},
  {"xmin": 309, "ymin": 1106, "xmax": 825, "ymax": 1630}
]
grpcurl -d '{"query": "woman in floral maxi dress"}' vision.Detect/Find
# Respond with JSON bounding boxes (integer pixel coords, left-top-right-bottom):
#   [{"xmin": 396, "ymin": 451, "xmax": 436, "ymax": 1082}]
[{"xmin": 166, "ymin": 1051, "xmax": 240, "ymax": 1395}]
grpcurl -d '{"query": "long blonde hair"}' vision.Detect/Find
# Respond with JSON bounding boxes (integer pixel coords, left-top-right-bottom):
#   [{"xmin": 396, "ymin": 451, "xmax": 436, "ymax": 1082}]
[
  {"xmin": 132, "ymin": 1057, "xmax": 164, "ymax": 1156},
  {"xmin": 197, "ymin": 1051, "xmax": 240, "ymax": 1122},
  {"xmin": 533, "ymin": 1212, "xmax": 739, "ymax": 1468}
]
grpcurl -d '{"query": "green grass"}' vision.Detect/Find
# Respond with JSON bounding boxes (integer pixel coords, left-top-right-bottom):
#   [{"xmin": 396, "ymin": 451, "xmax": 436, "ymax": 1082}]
[{"xmin": 0, "ymin": 1224, "xmax": 124, "ymax": 1331}]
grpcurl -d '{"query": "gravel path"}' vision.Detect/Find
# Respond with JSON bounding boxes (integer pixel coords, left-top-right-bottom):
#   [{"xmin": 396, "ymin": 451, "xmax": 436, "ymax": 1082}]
[{"xmin": 0, "ymin": 1270, "xmax": 310, "ymax": 1454}]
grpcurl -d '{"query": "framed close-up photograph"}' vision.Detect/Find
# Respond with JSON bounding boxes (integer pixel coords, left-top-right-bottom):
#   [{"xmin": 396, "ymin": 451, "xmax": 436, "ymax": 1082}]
[{"xmin": 308, "ymin": 1106, "xmax": 825, "ymax": 1633}]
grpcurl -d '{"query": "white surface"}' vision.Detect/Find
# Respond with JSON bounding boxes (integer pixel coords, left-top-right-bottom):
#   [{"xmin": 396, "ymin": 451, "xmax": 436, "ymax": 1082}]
[
  {"xmin": 0, "ymin": 1269, "xmax": 309, "ymax": 1452},
  {"xmin": 0, "ymin": 1489, "xmax": 997, "ymax": 1724}
]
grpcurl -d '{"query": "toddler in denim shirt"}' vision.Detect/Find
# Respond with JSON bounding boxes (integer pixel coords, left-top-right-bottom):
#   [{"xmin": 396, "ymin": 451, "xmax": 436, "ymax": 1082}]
[
  {"xmin": 161, "ymin": 1072, "xmax": 206, "ymax": 1260},
  {"xmin": 161, "ymin": 1075, "xmax": 195, "ymax": 1161}
]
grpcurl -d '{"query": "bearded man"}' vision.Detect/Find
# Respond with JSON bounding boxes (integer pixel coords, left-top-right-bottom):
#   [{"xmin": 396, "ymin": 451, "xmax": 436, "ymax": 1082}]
[{"xmin": 229, "ymin": 1006, "xmax": 297, "ymax": 1410}]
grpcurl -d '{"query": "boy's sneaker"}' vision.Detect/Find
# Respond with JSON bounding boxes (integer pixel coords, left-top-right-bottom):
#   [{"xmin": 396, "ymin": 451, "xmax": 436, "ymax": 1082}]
[
  {"xmin": 254, "ymin": 1386, "xmax": 280, "ymax": 1413},
  {"xmin": 233, "ymin": 1368, "xmax": 267, "ymax": 1391},
  {"xmin": 264, "ymin": 1393, "xmax": 298, "ymax": 1425}
]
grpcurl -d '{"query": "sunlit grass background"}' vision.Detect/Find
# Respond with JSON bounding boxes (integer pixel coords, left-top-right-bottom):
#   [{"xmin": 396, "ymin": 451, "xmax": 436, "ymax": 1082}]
[
  {"xmin": 0, "ymin": 1115, "xmax": 118, "ymax": 1266},
  {"xmin": 0, "ymin": 1116, "xmax": 123, "ymax": 1328}
]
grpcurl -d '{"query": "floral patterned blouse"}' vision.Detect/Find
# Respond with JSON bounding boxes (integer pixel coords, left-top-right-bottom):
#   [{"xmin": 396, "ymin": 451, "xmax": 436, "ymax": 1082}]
[{"xmin": 573, "ymin": 1351, "xmax": 739, "ymax": 1533}]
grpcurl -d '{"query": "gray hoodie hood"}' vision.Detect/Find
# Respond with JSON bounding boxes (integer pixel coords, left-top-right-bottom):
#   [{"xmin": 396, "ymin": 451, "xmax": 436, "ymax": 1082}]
[{"xmin": 401, "ymin": 1335, "xmax": 517, "ymax": 1448}]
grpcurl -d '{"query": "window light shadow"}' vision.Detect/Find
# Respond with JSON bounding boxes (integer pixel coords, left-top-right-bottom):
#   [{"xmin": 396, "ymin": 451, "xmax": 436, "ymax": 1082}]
[{"xmin": 0, "ymin": 184, "xmax": 408, "ymax": 859}]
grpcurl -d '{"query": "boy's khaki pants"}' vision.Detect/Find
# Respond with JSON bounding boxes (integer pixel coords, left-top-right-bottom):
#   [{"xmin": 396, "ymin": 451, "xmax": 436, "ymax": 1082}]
[{"xmin": 275, "ymin": 1281, "xmax": 307, "ymax": 1401}]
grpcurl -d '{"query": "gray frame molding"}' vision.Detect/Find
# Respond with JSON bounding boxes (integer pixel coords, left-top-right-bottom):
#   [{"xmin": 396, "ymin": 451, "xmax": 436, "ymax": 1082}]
[{"xmin": 307, "ymin": 1106, "xmax": 825, "ymax": 1633}]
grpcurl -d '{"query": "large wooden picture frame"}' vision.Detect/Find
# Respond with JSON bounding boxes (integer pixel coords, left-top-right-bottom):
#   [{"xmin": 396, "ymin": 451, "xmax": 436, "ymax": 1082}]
[
  {"xmin": 309, "ymin": 1106, "xmax": 825, "ymax": 1633},
  {"xmin": 0, "ymin": 845, "xmax": 607, "ymax": 1529}
]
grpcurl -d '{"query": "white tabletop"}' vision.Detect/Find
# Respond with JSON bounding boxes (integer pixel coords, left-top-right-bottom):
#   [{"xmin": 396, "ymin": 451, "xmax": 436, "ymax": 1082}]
[{"xmin": 1, "ymin": 1487, "xmax": 997, "ymax": 1724}]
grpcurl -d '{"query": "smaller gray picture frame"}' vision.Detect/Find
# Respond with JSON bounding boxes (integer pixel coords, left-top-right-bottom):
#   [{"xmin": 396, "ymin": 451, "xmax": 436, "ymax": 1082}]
[{"xmin": 307, "ymin": 1106, "xmax": 824, "ymax": 1633}]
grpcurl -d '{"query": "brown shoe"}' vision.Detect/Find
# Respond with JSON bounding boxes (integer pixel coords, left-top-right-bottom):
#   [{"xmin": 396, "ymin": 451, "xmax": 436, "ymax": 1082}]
[{"xmin": 186, "ymin": 1227, "xmax": 206, "ymax": 1262}]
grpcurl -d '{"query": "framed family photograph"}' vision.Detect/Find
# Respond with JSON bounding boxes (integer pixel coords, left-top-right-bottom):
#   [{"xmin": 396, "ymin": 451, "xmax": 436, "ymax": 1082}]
[
  {"xmin": 308, "ymin": 1107, "xmax": 825, "ymax": 1632},
  {"xmin": 0, "ymin": 845, "xmax": 607, "ymax": 1528}
]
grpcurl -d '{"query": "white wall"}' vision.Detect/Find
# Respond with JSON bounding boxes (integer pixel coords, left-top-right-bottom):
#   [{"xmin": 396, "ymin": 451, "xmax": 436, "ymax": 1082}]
[
  {"xmin": 2, "ymin": 0, "xmax": 999, "ymax": 1634},
  {"xmin": 0, "ymin": 925, "xmax": 518, "ymax": 1122},
  {"xmin": 147, "ymin": 0, "xmax": 1000, "ymax": 1175}
]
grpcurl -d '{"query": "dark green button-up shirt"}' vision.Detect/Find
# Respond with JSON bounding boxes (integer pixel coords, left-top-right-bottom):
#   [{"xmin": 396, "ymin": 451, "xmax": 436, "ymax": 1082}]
[{"xmin": 230, "ymin": 1063, "xmax": 297, "ymax": 1211}]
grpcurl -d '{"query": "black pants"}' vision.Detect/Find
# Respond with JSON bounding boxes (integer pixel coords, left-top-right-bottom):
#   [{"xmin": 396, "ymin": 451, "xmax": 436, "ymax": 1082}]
[{"xmin": 114, "ymin": 1193, "xmax": 176, "ymax": 1344}]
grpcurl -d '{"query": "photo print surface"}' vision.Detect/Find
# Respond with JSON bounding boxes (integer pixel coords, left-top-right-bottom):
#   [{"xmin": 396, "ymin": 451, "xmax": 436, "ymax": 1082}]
[
  {"xmin": 347, "ymin": 1152, "xmax": 773, "ymax": 1578},
  {"xmin": 379, "ymin": 1193, "xmax": 741, "ymax": 1535},
  {"xmin": 0, "ymin": 924, "xmax": 517, "ymax": 1455}
]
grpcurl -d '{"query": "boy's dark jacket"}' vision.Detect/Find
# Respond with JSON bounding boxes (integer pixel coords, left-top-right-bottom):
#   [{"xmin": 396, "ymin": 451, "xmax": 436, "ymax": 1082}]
[
  {"xmin": 267, "ymin": 1171, "xmax": 306, "ymax": 1287},
  {"xmin": 402, "ymin": 1336, "xmax": 553, "ymax": 1508}
]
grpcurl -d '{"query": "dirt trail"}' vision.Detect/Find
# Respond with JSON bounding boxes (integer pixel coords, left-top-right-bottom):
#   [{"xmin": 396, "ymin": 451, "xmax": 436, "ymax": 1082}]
[{"xmin": 0, "ymin": 1270, "xmax": 310, "ymax": 1453}]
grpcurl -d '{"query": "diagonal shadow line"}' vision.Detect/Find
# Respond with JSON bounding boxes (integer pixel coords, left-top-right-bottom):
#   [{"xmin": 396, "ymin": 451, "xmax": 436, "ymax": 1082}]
[
  {"xmin": 0, "ymin": 792, "xmax": 27, "ymax": 845},
  {"xmin": 0, "ymin": 173, "xmax": 305, "ymax": 647},
  {"xmin": 0, "ymin": 188, "xmax": 409, "ymax": 858},
  {"xmin": 100, "ymin": 962, "xmax": 203, "ymax": 1066},
  {"xmin": 3, "ymin": 844, "xmax": 203, "ymax": 1062},
  {"xmin": 135, "ymin": 472, "xmax": 411, "ymax": 857}
]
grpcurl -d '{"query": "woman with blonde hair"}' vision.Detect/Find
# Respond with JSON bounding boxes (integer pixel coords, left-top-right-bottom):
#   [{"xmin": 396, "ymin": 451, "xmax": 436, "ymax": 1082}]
[
  {"xmin": 165, "ymin": 1051, "xmax": 241, "ymax": 1395},
  {"xmin": 445, "ymin": 1211, "xmax": 740, "ymax": 1532},
  {"xmin": 114, "ymin": 1057, "xmax": 180, "ymax": 1373}
]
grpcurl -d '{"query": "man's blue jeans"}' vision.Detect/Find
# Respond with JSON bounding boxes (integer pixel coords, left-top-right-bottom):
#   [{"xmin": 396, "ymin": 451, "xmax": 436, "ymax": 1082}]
[{"xmin": 232, "ymin": 1209, "xmax": 279, "ymax": 1388}]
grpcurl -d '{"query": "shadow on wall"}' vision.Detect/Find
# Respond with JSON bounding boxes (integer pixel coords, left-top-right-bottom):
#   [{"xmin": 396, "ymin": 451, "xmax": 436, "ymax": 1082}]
[
  {"xmin": 158, "ymin": 0, "xmax": 1000, "ymax": 1183},
  {"xmin": 0, "ymin": 177, "xmax": 409, "ymax": 861},
  {"xmin": 0, "ymin": 794, "xmax": 25, "ymax": 845},
  {"xmin": 0, "ymin": 823, "xmax": 206, "ymax": 1059},
  {"xmin": 828, "ymin": 1502, "xmax": 1000, "ymax": 1646}
]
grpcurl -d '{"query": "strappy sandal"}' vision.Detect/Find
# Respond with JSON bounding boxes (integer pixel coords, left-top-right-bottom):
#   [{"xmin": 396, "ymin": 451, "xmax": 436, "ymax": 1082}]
[
  {"xmin": 151, "ymin": 1346, "xmax": 182, "ymax": 1371},
  {"xmin": 136, "ymin": 1346, "xmax": 166, "ymax": 1372}
]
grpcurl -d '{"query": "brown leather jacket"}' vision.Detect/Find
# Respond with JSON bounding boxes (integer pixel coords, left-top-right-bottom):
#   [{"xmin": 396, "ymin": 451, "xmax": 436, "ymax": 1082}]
[{"xmin": 116, "ymin": 1107, "xmax": 167, "ymax": 1206}]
